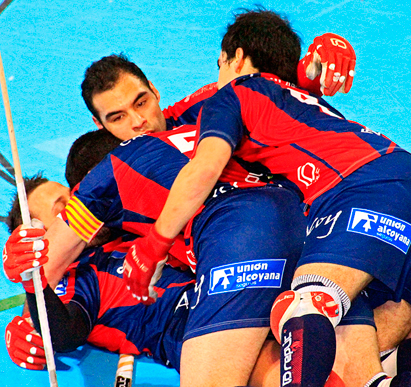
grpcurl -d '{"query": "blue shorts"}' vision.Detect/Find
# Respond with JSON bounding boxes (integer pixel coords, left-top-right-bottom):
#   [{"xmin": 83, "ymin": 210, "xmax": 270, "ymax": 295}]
[
  {"xmin": 183, "ymin": 185, "xmax": 306, "ymax": 341},
  {"xmin": 298, "ymin": 151, "xmax": 411, "ymax": 303},
  {"xmin": 338, "ymin": 291, "xmax": 375, "ymax": 328}
]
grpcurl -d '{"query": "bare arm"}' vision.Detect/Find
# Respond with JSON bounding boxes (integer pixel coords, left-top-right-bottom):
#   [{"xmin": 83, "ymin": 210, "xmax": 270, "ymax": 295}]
[
  {"xmin": 43, "ymin": 217, "xmax": 86, "ymax": 289},
  {"xmin": 155, "ymin": 136, "xmax": 232, "ymax": 239}
]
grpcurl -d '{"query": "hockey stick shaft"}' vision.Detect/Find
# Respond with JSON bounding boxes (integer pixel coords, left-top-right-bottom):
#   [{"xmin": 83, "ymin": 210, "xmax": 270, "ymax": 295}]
[
  {"xmin": 114, "ymin": 354, "xmax": 135, "ymax": 387},
  {"xmin": 0, "ymin": 52, "xmax": 58, "ymax": 387}
]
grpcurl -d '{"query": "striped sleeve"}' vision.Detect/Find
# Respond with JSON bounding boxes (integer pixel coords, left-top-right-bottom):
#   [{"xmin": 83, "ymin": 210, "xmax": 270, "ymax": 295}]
[{"xmin": 61, "ymin": 195, "xmax": 104, "ymax": 243}]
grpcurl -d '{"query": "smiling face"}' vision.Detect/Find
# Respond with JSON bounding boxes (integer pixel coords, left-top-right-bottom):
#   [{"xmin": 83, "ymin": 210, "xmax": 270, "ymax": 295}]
[
  {"xmin": 91, "ymin": 72, "xmax": 167, "ymax": 141},
  {"xmin": 27, "ymin": 181, "xmax": 71, "ymax": 230}
]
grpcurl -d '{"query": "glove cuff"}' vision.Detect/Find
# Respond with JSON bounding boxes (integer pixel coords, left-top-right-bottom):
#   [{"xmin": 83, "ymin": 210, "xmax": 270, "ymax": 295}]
[
  {"xmin": 149, "ymin": 226, "xmax": 175, "ymax": 256},
  {"xmin": 297, "ymin": 59, "xmax": 322, "ymax": 96}
]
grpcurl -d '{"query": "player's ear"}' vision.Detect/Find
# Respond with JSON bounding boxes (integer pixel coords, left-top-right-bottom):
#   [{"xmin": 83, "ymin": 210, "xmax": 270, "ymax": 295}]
[
  {"xmin": 233, "ymin": 48, "xmax": 246, "ymax": 73},
  {"xmin": 92, "ymin": 116, "xmax": 104, "ymax": 130},
  {"xmin": 148, "ymin": 81, "xmax": 161, "ymax": 102}
]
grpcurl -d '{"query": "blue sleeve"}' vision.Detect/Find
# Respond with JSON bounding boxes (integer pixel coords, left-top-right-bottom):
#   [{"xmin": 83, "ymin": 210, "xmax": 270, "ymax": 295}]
[
  {"xmin": 198, "ymin": 84, "xmax": 245, "ymax": 152},
  {"xmin": 74, "ymin": 155, "xmax": 123, "ymax": 225}
]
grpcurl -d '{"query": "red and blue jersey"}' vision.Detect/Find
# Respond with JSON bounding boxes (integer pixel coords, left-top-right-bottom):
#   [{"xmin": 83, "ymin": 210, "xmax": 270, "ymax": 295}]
[
  {"xmin": 198, "ymin": 73, "xmax": 406, "ymax": 205},
  {"xmin": 57, "ymin": 246, "xmax": 195, "ymax": 369},
  {"xmin": 60, "ymin": 125, "xmax": 198, "ymax": 267},
  {"xmin": 162, "ymin": 58, "xmax": 324, "ymax": 131},
  {"xmin": 163, "ymin": 83, "xmax": 218, "ymax": 130}
]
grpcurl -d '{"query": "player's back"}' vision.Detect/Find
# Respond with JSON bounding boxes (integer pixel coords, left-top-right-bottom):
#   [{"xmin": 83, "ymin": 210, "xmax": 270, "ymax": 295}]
[{"xmin": 199, "ymin": 73, "xmax": 406, "ymax": 205}]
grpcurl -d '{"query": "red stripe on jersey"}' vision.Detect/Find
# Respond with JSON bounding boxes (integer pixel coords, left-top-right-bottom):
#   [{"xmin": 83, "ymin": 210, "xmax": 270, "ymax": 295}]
[
  {"xmin": 162, "ymin": 83, "xmax": 217, "ymax": 120},
  {"xmin": 111, "ymin": 155, "xmax": 170, "ymax": 220},
  {"xmin": 234, "ymin": 84, "xmax": 383, "ymax": 204},
  {"xmin": 219, "ymin": 158, "xmax": 267, "ymax": 189},
  {"xmin": 95, "ymin": 268, "xmax": 169, "ymax": 319},
  {"xmin": 386, "ymin": 141, "xmax": 396, "ymax": 154},
  {"xmin": 87, "ymin": 324, "xmax": 142, "ymax": 355},
  {"xmin": 95, "ymin": 268, "xmax": 139, "ymax": 318},
  {"xmin": 122, "ymin": 222, "xmax": 150, "ymax": 239},
  {"xmin": 102, "ymin": 237, "xmax": 131, "ymax": 253},
  {"xmin": 167, "ymin": 280, "xmax": 196, "ymax": 288}
]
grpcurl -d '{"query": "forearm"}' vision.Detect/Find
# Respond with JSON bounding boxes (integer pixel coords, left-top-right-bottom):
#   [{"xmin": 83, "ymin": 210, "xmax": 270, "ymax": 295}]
[
  {"xmin": 155, "ymin": 137, "xmax": 232, "ymax": 239},
  {"xmin": 44, "ymin": 217, "xmax": 87, "ymax": 289},
  {"xmin": 27, "ymin": 286, "xmax": 90, "ymax": 352},
  {"xmin": 156, "ymin": 159, "xmax": 220, "ymax": 238}
]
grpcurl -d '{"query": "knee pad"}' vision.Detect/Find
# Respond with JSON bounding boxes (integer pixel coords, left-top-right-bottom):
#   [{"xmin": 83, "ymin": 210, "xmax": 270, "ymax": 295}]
[{"xmin": 271, "ymin": 275, "xmax": 351, "ymax": 343}]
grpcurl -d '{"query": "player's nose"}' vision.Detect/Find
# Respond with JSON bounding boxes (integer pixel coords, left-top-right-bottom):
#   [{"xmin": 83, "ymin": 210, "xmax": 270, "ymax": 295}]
[{"xmin": 130, "ymin": 111, "xmax": 147, "ymax": 129}]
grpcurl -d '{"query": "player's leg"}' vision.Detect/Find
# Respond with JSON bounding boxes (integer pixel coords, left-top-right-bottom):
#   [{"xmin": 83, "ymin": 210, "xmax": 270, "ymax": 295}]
[
  {"xmin": 375, "ymin": 300, "xmax": 411, "ymax": 352},
  {"xmin": 180, "ymin": 327, "xmax": 270, "ymax": 387},
  {"xmin": 248, "ymin": 339, "xmax": 282, "ymax": 386},
  {"xmin": 272, "ymin": 153, "xmax": 411, "ymax": 387},
  {"xmin": 372, "ymin": 289, "xmax": 411, "ymax": 377},
  {"xmin": 249, "ymin": 298, "xmax": 409, "ymax": 387}
]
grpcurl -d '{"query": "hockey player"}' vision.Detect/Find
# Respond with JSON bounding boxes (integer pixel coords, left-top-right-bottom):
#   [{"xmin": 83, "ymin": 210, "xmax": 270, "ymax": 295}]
[{"xmin": 129, "ymin": 8, "xmax": 411, "ymax": 387}]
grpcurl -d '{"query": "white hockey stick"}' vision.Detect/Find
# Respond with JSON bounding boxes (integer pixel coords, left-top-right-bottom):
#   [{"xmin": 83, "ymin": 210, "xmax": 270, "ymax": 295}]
[
  {"xmin": 0, "ymin": 52, "xmax": 58, "ymax": 387},
  {"xmin": 114, "ymin": 353, "xmax": 135, "ymax": 387}
]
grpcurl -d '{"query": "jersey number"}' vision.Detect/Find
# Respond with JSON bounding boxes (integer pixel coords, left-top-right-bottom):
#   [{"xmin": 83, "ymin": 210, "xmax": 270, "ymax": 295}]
[
  {"xmin": 289, "ymin": 89, "xmax": 342, "ymax": 119},
  {"xmin": 168, "ymin": 130, "xmax": 197, "ymax": 154}
]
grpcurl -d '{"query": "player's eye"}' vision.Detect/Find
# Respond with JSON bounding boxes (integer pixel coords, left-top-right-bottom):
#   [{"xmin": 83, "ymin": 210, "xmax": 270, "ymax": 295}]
[
  {"xmin": 136, "ymin": 99, "xmax": 147, "ymax": 108},
  {"xmin": 111, "ymin": 114, "xmax": 124, "ymax": 122}
]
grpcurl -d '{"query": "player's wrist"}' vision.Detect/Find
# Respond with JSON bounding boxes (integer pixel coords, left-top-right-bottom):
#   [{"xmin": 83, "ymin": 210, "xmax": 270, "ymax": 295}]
[{"xmin": 149, "ymin": 225, "xmax": 175, "ymax": 257}]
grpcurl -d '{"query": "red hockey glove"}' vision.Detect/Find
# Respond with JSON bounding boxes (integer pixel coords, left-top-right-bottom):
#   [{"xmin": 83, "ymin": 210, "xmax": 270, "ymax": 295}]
[
  {"xmin": 301, "ymin": 33, "xmax": 356, "ymax": 96},
  {"xmin": 2, "ymin": 222, "xmax": 49, "ymax": 292},
  {"xmin": 123, "ymin": 226, "xmax": 174, "ymax": 305},
  {"xmin": 5, "ymin": 313, "xmax": 46, "ymax": 370}
]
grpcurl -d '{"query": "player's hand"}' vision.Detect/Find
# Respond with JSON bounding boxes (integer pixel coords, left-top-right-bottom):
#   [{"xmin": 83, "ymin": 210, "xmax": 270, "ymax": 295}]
[
  {"xmin": 2, "ymin": 220, "xmax": 48, "ymax": 292},
  {"xmin": 302, "ymin": 33, "xmax": 356, "ymax": 96},
  {"xmin": 5, "ymin": 313, "xmax": 46, "ymax": 370},
  {"xmin": 123, "ymin": 226, "xmax": 174, "ymax": 305}
]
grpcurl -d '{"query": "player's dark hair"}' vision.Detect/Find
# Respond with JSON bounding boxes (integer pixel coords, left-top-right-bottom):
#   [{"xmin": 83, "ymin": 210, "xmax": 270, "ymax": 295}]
[
  {"xmin": 81, "ymin": 53, "xmax": 151, "ymax": 122},
  {"xmin": 65, "ymin": 129, "xmax": 122, "ymax": 189},
  {"xmin": 7, "ymin": 172, "xmax": 49, "ymax": 233},
  {"xmin": 221, "ymin": 7, "xmax": 301, "ymax": 85}
]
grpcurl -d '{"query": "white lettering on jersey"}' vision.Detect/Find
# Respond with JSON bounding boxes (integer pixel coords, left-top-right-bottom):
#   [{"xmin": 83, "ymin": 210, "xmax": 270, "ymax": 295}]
[
  {"xmin": 289, "ymin": 89, "xmax": 342, "ymax": 119},
  {"xmin": 168, "ymin": 130, "xmax": 197, "ymax": 154}
]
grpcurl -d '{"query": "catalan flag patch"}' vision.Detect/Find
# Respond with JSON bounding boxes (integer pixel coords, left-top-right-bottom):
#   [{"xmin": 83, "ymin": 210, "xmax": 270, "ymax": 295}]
[{"xmin": 62, "ymin": 195, "xmax": 104, "ymax": 243}]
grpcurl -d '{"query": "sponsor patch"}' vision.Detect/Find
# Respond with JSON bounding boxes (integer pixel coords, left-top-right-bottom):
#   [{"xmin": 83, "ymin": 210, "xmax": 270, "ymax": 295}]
[
  {"xmin": 347, "ymin": 208, "xmax": 411, "ymax": 254},
  {"xmin": 55, "ymin": 273, "xmax": 69, "ymax": 296},
  {"xmin": 208, "ymin": 259, "xmax": 286, "ymax": 295}
]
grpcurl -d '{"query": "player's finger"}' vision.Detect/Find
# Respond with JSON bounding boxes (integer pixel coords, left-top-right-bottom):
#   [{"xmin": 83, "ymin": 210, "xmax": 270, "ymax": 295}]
[
  {"xmin": 328, "ymin": 52, "xmax": 343, "ymax": 96},
  {"xmin": 323, "ymin": 50, "xmax": 336, "ymax": 91},
  {"xmin": 335, "ymin": 56, "xmax": 350, "ymax": 94},
  {"xmin": 343, "ymin": 58, "xmax": 356, "ymax": 93},
  {"xmin": 8, "ymin": 228, "xmax": 46, "ymax": 243},
  {"xmin": 8, "ymin": 239, "xmax": 48, "ymax": 254},
  {"xmin": 20, "ymin": 330, "xmax": 45, "ymax": 349},
  {"xmin": 140, "ymin": 286, "xmax": 151, "ymax": 305},
  {"xmin": 14, "ymin": 348, "xmax": 47, "ymax": 365},
  {"xmin": 13, "ymin": 349, "xmax": 46, "ymax": 370},
  {"xmin": 7, "ymin": 251, "xmax": 48, "ymax": 267}
]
